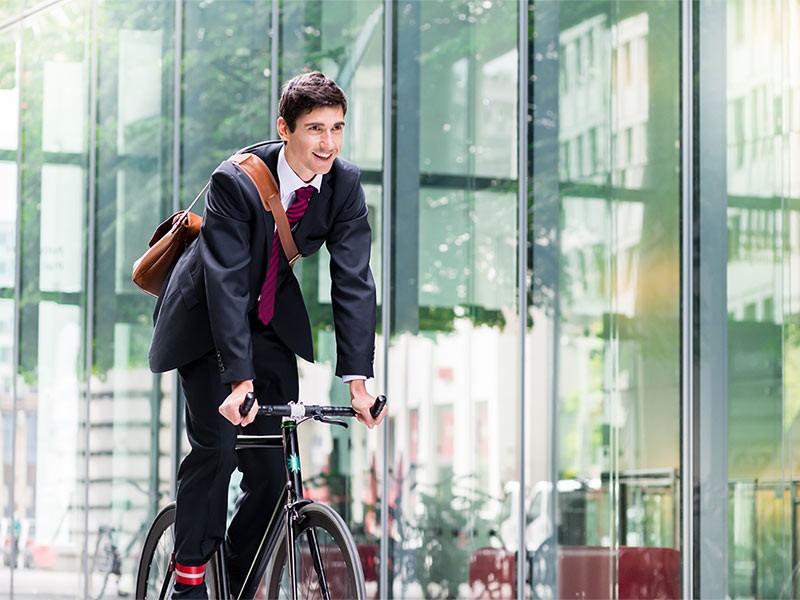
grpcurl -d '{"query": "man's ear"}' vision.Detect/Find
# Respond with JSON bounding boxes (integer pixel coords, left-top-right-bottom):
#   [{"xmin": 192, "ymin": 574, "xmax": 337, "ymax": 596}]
[{"xmin": 277, "ymin": 116, "xmax": 289, "ymax": 141}]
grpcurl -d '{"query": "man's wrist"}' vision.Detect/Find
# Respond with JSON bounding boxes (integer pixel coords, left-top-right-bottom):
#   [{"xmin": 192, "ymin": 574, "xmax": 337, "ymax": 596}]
[{"xmin": 347, "ymin": 378, "xmax": 368, "ymax": 396}]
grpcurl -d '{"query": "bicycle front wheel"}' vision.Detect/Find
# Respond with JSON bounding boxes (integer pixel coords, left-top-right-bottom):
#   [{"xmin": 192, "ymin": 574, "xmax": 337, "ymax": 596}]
[
  {"xmin": 263, "ymin": 502, "xmax": 366, "ymax": 600},
  {"xmin": 135, "ymin": 503, "xmax": 177, "ymax": 600},
  {"xmin": 135, "ymin": 503, "xmax": 221, "ymax": 600}
]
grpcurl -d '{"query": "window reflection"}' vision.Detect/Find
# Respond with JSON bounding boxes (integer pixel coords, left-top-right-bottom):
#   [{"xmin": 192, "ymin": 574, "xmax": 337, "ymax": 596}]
[
  {"xmin": 390, "ymin": 1, "xmax": 520, "ymax": 598},
  {"xmin": 41, "ymin": 60, "xmax": 86, "ymax": 154},
  {"xmin": 0, "ymin": 34, "xmax": 18, "ymax": 151},
  {"xmin": 89, "ymin": 3, "xmax": 176, "ymax": 597},
  {"xmin": 533, "ymin": 2, "xmax": 681, "ymax": 598},
  {"xmin": 726, "ymin": 0, "xmax": 800, "ymax": 597},
  {"xmin": 0, "ymin": 162, "xmax": 16, "ymax": 289},
  {"xmin": 39, "ymin": 165, "xmax": 84, "ymax": 294}
]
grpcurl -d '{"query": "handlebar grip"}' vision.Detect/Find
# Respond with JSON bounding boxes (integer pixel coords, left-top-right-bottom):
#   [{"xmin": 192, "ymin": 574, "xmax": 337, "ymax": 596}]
[
  {"xmin": 370, "ymin": 395, "xmax": 387, "ymax": 419},
  {"xmin": 239, "ymin": 391, "xmax": 257, "ymax": 417}
]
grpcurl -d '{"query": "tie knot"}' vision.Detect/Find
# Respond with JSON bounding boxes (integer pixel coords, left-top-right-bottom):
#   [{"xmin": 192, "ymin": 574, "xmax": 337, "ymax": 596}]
[
  {"xmin": 295, "ymin": 185, "xmax": 314, "ymax": 203},
  {"xmin": 287, "ymin": 186, "xmax": 313, "ymax": 222}
]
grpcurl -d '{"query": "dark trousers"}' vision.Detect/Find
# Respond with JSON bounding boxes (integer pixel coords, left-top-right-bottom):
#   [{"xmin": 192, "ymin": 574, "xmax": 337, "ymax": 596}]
[{"xmin": 174, "ymin": 321, "xmax": 298, "ymax": 591}]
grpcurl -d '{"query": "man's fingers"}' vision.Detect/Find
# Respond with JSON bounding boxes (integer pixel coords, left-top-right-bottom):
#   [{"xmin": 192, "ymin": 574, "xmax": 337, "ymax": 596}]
[
  {"xmin": 219, "ymin": 403, "xmax": 243, "ymax": 426},
  {"xmin": 241, "ymin": 400, "xmax": 258, "ymax": 427}
]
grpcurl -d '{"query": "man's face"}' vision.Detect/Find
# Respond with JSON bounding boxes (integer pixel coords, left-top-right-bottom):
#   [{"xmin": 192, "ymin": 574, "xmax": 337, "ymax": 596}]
[{"xmin": 278, "ymin": 105, "xmax": 345, "ymax": 182}]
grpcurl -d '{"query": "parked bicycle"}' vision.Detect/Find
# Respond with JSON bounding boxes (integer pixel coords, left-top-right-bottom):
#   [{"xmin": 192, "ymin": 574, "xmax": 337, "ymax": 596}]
[
  {"xmin": 90, "ymin": 524, "xmax": 125, "ymax": 599},
  {"xmin": 91, "ymin": 481, "xmax": 165, "ymax": 599},
  {"xmin": 136, "ymin": 392, "xmax": 386, "ymax": 599}
]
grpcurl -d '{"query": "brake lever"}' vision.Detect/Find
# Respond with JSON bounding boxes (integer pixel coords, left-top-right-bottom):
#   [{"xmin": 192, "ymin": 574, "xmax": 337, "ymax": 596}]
[{"xmin": 313, "ymin": 415, "xmax": 349, "ymax": 429}]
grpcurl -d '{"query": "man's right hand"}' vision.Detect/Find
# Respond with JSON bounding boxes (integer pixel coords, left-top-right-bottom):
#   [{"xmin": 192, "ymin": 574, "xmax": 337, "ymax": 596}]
[{"xmin": 219, "ymin": 380, "xmax": 258, "ymax": 426}]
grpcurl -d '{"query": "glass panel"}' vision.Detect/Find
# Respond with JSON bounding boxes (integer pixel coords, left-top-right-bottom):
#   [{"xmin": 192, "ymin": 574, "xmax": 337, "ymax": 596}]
[
  {"xmin": 0, "ymin": 22, "xmax": 17, "ymax": 600},
  {"xmin": 0, "ymin": 31, "xmax": 18, "ymax": 152},
  {"xmin": 89, "ymin": 2, "xmax": 175, "ymax": 597},
  {"xmin": 531, "ymin": 1, "xmax": 682, "ymax": 598},
  {"xmin": 279, "ymin": 1, "xmax": 386, "ymax": 596},
  {"xmin": 182, "ymin": 0, "xmax": 272, "ymax": 197},
  {"xmin": 390, "ymin": 1, "xmax": 519, "ymax": 598},
  {"xmin": 14, "ymin": 2, "xmax": 90, "ymax": 596},
  {"xmin": 0, "ymin": 161, "xmax": 16, "ymax": 289},
  {"xmin": 0, "ymin": 0, "xmax": 21, "ymax": 25},
  {"xmin": 39, "ymin": 164, "xmax": 84, "ymax": 293},
  {"xmin": 726, "ymin": 0, "xmax": 800, "ymax": 597},
  {"xmin": 280, "ymin": 0, "xmax": 385, "ymax": 170}
]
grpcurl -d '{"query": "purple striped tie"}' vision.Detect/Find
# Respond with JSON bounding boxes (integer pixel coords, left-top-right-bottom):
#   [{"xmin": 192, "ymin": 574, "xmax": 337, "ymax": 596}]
[{"xmin": 257, "ymin": 185, "xmax": 313, "ymax": 325}]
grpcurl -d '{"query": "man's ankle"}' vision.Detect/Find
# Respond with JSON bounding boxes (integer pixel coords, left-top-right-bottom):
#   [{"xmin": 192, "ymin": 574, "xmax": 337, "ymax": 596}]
[{"xmin": 172, "ymin": 581, "xmax": 208, "ymax": 599}]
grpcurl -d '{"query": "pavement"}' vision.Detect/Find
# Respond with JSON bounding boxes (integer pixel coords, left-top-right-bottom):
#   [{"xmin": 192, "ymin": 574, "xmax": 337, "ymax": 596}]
[{"xmin": 0, "ymin": 568, "xmax": 134, "ymax": 599}]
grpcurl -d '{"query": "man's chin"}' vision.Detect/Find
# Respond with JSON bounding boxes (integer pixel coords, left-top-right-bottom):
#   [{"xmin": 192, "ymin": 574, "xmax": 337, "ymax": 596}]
[{"xmin": 313, "ymin": 158, "xmax": 335, "ymax": 174}]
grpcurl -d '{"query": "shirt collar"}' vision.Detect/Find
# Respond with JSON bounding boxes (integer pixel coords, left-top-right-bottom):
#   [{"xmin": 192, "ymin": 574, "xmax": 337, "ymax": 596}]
[{"xmin": 277, "ymin": 145, "xmax": 323, "ymax": 203}]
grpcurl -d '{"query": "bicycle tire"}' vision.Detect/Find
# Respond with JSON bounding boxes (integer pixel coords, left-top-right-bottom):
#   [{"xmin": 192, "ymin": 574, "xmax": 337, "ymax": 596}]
[
  {"xmin": 135, "ymin": 503, "xmax": 178, "ymax": 600},
  {"xmin": 134, "ymin": 504, "xmax": 222, "ymax": 600},
  {"xmin": 262, "ymin": 502, "xmax": 366, "ymax": 600}
]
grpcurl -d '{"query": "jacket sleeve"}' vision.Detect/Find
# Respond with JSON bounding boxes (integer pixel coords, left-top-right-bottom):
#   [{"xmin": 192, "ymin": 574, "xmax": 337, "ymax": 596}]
[
  {"xmin": 326, "ymin": 172, "xmax": 377, "ymax": 378},
  {"xmin": 200, "ymin": 165, "xmax": 256, "ymax": 385}
]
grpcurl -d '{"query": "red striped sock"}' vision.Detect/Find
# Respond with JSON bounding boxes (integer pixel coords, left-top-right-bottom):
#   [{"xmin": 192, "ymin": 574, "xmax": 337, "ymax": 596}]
[{"xmin": 174, "ymin": 562, "xmax": 205, "ymax": 586}]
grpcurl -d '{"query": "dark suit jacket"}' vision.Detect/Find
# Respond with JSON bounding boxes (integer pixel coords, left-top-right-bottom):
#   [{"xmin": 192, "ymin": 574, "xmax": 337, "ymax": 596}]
[{"xmin": 148, "ymin": 140, "xmax": 376, "ymax": 385}]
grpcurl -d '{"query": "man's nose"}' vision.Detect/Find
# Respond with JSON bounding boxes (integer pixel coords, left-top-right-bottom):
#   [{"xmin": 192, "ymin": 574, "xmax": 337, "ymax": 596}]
[{"xmin": 320, "ymin": 131, "xmax": 334, "ymax": 148}]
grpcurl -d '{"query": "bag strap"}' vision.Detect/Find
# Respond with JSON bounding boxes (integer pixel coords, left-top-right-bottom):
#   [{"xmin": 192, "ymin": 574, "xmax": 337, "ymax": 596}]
[
  {"xmin": 228, "ymin": 152, "xmax": 301, "ymax": 266},
  {"xmin": 170, "ymin": 180, "xmax": 208, "ymax": 230}
]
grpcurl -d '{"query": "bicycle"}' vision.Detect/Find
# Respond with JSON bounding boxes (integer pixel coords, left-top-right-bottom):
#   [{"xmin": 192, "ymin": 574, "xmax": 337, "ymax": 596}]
[
  {"xmin": 90, "ymin": 524, "xmax": 124, "ymax": 599},
  {"xmin": 135, "ymin": 392, "xmax": 387, "ymax": 599}
]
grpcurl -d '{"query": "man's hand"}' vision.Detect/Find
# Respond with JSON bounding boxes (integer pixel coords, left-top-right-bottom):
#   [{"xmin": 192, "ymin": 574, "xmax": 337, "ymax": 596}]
[
  {"xmin": 219, "ymin": 380, "xmax": 258, "ymax": 426},
  {"xmin": 349, "ymin": 379, "xmax": 386, "ymax": 429}
]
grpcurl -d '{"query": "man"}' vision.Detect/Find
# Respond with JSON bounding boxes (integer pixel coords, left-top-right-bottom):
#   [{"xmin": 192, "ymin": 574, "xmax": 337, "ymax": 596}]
[{"xmin": 148, "ymin": 71, "xmax": 385, "ymax": 599}]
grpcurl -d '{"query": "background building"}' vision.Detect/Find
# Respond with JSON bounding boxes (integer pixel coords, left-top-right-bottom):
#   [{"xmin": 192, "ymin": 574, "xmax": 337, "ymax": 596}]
[{"xmin": 0, "ymin": 0, "xmax": 799, "ymax": 598}]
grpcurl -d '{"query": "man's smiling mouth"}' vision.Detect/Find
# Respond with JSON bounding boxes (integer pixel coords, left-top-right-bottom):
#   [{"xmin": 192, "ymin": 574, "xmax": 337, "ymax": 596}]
[{"xmin": 314, "ymin": 152, "xmax": 333, "ymax": 160}]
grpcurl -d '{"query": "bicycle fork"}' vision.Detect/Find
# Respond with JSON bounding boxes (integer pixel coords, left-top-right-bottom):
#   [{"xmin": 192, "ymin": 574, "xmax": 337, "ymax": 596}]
[{"xmin": 284, "ymin": 506, "xmax": 333, "ymax": 600}]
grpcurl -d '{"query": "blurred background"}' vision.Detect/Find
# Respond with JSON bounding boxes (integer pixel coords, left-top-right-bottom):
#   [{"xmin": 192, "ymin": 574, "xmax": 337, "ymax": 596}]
[{"xmin": 0, "ymin": 0, "xmax": 798, "ymax": 598}]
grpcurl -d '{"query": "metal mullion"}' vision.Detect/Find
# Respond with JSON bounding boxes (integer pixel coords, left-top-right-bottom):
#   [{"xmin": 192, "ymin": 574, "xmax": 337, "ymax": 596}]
[
  {"xmin": 169, "ymin": 0, "xmax": 184, "ymax": 501},
  {"xmin": 269, "ymin": 0, "xmax": 280, "ymax": 139},
  {"xmin": 680, "ymin": 0, "xmax": 695, "ymax": 597},
  {"xmin": 379, "ymin": 1, "xmax": 393, "ymax": 596},
  {"xmin": 81, "ymin": 1, "xmax": 100, "ymax": 597},
  {"xmin": 516, "ymin": 1, "xmax": 529, "ymax": 598}
]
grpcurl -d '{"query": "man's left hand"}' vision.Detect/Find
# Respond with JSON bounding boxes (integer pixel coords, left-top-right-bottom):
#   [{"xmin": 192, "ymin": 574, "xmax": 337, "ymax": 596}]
[{"xmin": 349, "ymin": 379, "xmax": 386, "ymax": 429}]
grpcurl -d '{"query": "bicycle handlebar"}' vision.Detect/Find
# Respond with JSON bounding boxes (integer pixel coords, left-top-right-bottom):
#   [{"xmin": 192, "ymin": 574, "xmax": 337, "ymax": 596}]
[{"xmin": 239, "ymin": 393, "xmax": 387, "ymax": 420}]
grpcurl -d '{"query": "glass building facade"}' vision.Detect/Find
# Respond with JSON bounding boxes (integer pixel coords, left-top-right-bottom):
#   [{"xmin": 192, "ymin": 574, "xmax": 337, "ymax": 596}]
[{"xmin": 0, "ymin": 0, "xmax": 798, "ymax": 598}]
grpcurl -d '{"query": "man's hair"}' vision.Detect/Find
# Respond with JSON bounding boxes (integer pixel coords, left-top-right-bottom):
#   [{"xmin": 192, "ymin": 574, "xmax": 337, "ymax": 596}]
[{"xmin": 278, "ymin": 71, "xmax": 347, "ymax": 132}]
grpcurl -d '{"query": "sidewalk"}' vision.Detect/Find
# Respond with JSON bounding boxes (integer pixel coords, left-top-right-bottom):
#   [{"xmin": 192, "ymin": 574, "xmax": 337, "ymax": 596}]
[
  {"xmin": 0, "ymin": 568, "xmax": 132, "ymax": 599},
  {"xmin": 0, "ymin": 569, "xmax": 77, "ymax": 599}
]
